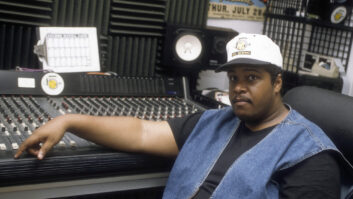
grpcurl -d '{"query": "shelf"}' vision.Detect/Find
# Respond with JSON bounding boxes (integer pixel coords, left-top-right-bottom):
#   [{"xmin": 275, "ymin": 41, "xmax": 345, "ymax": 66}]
[
  {"xmin": 265, "ymin": 13, "xmax": 353, "ymax": 32},
  {"xmin": 264, "ymin": 0, "xmax": 352, "ymax": 92}
]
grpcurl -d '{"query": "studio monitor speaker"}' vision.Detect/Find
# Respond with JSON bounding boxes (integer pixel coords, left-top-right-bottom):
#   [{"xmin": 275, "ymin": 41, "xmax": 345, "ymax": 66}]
[{"xmin": 162, "ymin": 24, "xmax": 238, "ymax": 75}]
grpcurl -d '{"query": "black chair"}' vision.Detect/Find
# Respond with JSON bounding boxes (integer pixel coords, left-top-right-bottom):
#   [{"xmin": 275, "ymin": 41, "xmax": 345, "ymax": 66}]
[{"xmin": 283, "ymin": 86, "xmax": 353, "ymax": 199}]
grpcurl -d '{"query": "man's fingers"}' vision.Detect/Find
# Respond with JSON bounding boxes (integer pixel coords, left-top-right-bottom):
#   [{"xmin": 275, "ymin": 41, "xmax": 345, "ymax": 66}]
[
  {"xmin": 37, "ymin": 141, "xmax": 54, "ymax": 160},
  {"xmin": 14, "ymin": 139, "xmax": 32, "ymax": 159},
  {"xmin": 14, "ymin": 136, "xmax": 41, "ymax": 159},
  {"xmin": 14, "ymin": 146, "xmax": 25, "ymax": 159},
  {"xmin": 27, "ymin": 147, "xmax": 40, "ymax": 157}
]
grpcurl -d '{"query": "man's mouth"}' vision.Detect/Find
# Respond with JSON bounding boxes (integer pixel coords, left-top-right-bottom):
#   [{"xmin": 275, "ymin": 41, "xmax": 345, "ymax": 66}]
[{"xmin": 231, "ymin": 97, "xmax": 252, "ymax": 105}]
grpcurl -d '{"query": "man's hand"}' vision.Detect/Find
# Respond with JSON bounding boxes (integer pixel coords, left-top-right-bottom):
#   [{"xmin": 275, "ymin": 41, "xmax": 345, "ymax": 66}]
[{"xmin": 14, "ymin": 115, "xmax": 67, "ymax": 160}]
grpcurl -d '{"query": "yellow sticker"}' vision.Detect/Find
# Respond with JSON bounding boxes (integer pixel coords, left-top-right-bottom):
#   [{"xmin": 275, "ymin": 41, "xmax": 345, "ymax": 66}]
[{"xmin": 48, "ymin": 79, "xmax": 57, "ymax": 89}]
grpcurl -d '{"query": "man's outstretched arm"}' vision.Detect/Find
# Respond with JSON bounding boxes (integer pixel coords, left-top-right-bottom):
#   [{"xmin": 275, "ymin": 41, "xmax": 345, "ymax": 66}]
[{"xmin": 14, "ymin": 114, "xmax": 179, "ymax": 159}]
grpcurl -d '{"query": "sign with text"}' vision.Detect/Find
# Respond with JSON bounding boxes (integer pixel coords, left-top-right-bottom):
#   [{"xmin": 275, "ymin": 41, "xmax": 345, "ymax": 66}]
[{"xmin": 208, "ymin": 0, "xmax": 266, "ymax": 21}]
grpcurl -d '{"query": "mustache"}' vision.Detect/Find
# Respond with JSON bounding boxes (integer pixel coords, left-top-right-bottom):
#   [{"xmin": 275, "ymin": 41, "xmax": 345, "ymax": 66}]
[{"xmin": 231, "ymin": 96, "xmax": 252, "ymax": 104}]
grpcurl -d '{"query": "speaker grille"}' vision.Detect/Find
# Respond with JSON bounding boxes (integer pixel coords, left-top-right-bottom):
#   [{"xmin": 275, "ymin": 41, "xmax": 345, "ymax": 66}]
[
  {"xmin": 0, "ymin": 0, "xmax": 53, "ymax": 26},
  {"xmin": 0, "ymin": 24, "xmax": 39, "ymax": 69},
  {"xmin": 166, "ymin": 0, "xmax": 209, "ymax": 27},
  {"xmin": 109, "ymin": 0, "xmax": 167, "ymax": 37}
]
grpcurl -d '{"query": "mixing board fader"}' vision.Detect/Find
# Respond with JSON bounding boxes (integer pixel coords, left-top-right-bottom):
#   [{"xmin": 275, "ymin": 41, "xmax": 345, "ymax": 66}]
[{"xmin": 0, "ymin": 95, "xmax": 49, "ymax": 152}]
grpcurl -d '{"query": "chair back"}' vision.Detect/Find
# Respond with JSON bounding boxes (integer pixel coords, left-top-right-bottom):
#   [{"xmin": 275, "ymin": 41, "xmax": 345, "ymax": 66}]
[{"xmin": 283, "ymin": 86, "xmax": 353, "ymax": 199}]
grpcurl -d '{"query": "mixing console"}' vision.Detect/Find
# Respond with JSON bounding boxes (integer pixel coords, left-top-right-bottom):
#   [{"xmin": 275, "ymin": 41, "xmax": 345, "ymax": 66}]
[
  {"xmin": 0, "ymin": 71, "xmax": 206, "ymax": 187},
  {"xmin": 0, "ymin": 95, "xmax": 199, "ymax": 152}
]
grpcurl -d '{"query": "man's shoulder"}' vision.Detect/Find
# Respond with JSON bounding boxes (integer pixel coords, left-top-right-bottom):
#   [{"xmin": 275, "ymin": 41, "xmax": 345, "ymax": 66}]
[
  {"xmin": 193, "ymin": 106, "xmax": 239, "ymax": 129},
  {"xmin": 203, "ymin": 106, "xmax": 234, "ymax": 116},
  {"xmin": 282, "ymin": 108, "xmax": 338, "ymax": 150},
  {"xmin": 285, "ymin": 107, "xmax": 321, "ymax": 129}
]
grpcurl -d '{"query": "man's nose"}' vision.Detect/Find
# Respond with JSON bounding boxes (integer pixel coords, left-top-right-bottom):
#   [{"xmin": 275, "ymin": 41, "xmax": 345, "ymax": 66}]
[{"xmin": 233, "ymin": 81, "xmax": 246, "ymax": 93}]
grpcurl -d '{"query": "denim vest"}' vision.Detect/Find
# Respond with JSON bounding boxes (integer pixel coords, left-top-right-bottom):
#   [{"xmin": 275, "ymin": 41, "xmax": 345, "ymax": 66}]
[{"xmin": 163, "ymin": 106, "xmax": 346, "ymax": 199}]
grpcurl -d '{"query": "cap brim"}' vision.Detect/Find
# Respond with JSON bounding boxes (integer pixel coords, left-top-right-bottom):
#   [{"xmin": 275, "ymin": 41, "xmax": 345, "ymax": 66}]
[{"xmin": 215, "ymin": 58, "xmax": 274, "ymax": 72}]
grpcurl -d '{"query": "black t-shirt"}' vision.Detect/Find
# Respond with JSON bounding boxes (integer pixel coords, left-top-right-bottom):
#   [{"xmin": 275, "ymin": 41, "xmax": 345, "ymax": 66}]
[{"xmin": 167, "ymin": 112, "xmax": 341, "ymax": 199}]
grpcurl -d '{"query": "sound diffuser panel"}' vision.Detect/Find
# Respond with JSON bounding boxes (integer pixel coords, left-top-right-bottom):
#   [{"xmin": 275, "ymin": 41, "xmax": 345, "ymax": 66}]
[
  {"xmin": 53, "ymin": 0, "xmax": 111, "ymax": 35},
  {"xmin": 0, "ymin": 0, "xmax": 53, "ymax": 26},
  {"xmin": 109, "ymin": 36, "xmax": 159, "ymax": 77},
  {"xmin": 99, "ymin": 35, "xmax": 109, "ymax": 72},
  {"xmin": 166, "ymin": 0, "xmax": 208, "ymax": 27},
  {"xmin": 0, "ymin": 24, "xmax": 39, "ymax": 69},
  {"xmin": 110, "ymin": 0, "xmax": 167, "ymax": 37}
]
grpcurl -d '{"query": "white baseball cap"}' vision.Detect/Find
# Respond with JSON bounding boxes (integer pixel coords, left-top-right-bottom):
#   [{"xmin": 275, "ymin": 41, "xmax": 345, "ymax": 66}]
[{"xmin": 215, "ymin": 33, "xmax": 283, "ymax": 72}]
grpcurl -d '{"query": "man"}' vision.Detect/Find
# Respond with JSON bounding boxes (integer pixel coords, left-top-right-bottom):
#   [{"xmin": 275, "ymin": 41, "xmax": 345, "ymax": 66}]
[{"xmin": 15, "ymin": 33, "xmax": 343, "ymax": 198}]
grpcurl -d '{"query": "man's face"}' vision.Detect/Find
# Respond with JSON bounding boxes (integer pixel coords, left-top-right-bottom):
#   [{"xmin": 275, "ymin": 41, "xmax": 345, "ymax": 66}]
[{"xmin": 227, "ymin": 65, "xmax": 281, "ymax": 123}]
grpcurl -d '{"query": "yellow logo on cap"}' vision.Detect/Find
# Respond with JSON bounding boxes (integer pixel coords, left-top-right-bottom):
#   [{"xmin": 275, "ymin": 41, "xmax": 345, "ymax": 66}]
[{"xmin": 236, "ymin": 39, "xmax": 248, "ymax": 50}]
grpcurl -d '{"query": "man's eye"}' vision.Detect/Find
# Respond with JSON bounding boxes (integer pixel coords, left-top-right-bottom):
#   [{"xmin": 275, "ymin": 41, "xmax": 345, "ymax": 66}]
[
  {"xmin": 229, "ymin": 76, "xmax": 237, "ymax": 81},
  {"xmin": 248, "ymin": 75, "xmax": 258, "ymax": 81}
]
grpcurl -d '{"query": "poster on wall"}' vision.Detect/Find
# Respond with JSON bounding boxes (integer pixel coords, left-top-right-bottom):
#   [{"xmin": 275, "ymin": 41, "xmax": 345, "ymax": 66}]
[{"xmin": 208, "ymin": 0, "xmax": 267, "ymax": 21}]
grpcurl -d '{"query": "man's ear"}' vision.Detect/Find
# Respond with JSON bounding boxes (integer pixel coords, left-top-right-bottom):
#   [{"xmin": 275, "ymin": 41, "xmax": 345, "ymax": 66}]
[{"xmin": 274, "ymin": 73, "xmax": 282, "ymax": 94}]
